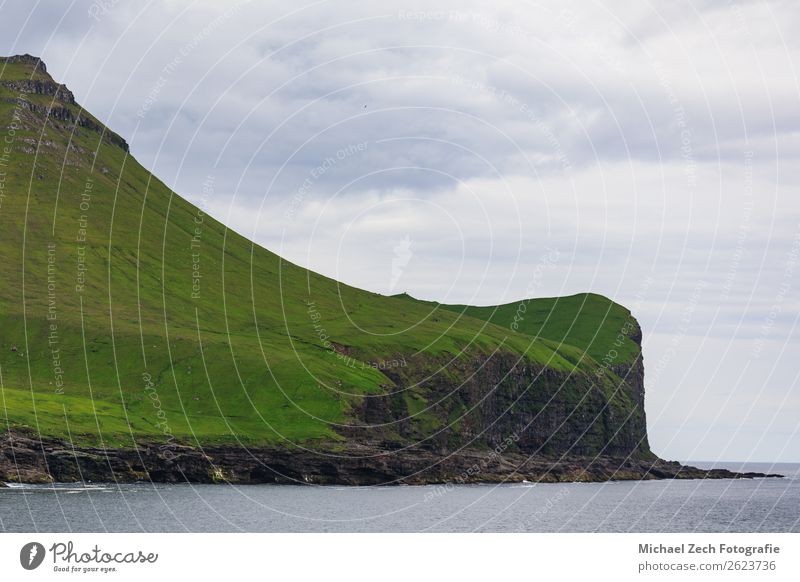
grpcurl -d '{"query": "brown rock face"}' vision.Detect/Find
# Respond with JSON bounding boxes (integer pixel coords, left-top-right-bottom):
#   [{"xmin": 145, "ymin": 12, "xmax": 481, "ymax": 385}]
[
  {"xmin": 340, "ymin": 348, "xmax": 651, "ymax": 461},
  {"xmin": 0, "ymin": 54, "xmax": 129, "ymax": 152},
  {"xmin": 0, "ymin": 429, "xmax": 780, "ymax": 485},
  {"xmin": 0, "ymin": 79, "xmax": 75, "ymax": 104}
]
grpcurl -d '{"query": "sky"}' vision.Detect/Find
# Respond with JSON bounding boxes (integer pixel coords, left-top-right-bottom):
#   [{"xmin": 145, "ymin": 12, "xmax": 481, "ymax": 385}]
[{"xmin": 1, "ymin": 0, "xmax": 798, "ymax": 462}]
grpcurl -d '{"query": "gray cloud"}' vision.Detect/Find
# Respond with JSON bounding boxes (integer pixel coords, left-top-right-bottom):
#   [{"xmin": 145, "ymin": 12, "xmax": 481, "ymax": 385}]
[{"xmin": 2, "ymin": 0, "xmax": 798, "ymax": 462}]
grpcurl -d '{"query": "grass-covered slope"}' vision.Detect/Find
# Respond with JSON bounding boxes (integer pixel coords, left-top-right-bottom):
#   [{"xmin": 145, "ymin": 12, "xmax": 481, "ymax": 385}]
[
  {"xmin": 396, "ymin": 292, "xmax": 642, "ymax": 367},
  {"xmin": 0, "ymin": 55, "xmax": 650, "ymax": 460}
]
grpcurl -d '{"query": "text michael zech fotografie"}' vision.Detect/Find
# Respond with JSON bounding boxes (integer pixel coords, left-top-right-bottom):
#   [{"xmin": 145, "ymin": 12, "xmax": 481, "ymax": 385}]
[{"xmin": 639, "ymin": 542, "xmax": 780, "ymax": 556}]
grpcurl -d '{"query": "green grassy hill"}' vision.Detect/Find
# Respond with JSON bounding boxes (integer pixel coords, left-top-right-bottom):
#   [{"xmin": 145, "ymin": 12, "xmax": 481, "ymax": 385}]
[
  {"xmin": 0, "ymin": 55, "xmax": 650, "ymax": 462},
  {"xmin": 395, "ymin": 292, "xmax": 641, "ymax": 367}
]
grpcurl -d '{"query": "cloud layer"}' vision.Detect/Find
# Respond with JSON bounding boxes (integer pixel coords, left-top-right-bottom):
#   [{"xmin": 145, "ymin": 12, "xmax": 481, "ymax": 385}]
[{"xmin": 2, "ymin": 0, "xmax": 798, "ymax": 462}]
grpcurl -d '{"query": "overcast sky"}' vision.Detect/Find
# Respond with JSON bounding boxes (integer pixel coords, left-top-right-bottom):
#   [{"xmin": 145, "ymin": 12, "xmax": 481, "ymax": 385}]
[{"xmin": 2, "ymin": 0, "xmax": 798, "ymax": 463}]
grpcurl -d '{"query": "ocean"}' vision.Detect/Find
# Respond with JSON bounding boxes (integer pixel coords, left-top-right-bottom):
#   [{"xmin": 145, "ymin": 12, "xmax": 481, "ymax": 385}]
[{"xmin": 2, "ymin": 463, "xmax": 798, "ymax": 532}]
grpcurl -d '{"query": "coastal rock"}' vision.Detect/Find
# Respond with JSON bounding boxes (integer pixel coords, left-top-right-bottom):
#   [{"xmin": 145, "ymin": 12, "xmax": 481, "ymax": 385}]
[{"xmin": 0, "ymin": 429, "xmax": 781, "ymax": 486}]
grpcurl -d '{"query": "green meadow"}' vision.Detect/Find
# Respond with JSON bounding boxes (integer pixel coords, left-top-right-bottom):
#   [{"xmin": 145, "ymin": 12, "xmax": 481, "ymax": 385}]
[{"xmin": 0, "ymin": 56, "xmax": 642, "ymax": 451}]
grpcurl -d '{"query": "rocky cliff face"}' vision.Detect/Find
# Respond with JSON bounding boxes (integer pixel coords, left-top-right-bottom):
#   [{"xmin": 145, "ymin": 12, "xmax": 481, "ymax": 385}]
[
  {"xmin": 0, "ymin": 54, "xmax": 129, "ymax": 152},
  {"xmin": 0, "ymin": 428, "xmax": 778, "ymax": 485},
  {"xmin": 0, "ymin": 78, "xmax": 75, "ymax": 104},
  {"xmin": 611, "ymin": 316, "xmax": 650, "ymax": 453},
  {"xmin": 341, "ymin": 348, "xmax": 651, "ymax": 460}
]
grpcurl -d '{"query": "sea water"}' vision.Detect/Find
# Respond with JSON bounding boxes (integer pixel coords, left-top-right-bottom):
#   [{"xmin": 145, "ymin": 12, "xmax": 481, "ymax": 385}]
[{"xmin": 2, "ymin": 463, "xmax": 798, "ymax": 532}]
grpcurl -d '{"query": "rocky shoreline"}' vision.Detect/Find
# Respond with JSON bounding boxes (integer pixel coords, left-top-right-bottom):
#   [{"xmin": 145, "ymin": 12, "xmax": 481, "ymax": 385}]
[{"xmin": 0, "ymin": 430, "xmax": 782, "ymax": 486}]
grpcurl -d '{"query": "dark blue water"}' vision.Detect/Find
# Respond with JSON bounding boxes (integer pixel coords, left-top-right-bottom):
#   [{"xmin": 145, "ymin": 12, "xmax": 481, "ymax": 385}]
[{"xmin": 2, "ymin": 463, "xmax": 798, "ymax": 532}]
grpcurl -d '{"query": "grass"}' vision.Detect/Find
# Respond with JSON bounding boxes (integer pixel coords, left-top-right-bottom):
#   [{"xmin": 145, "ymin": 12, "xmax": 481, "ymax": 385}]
[
  {"xmin": 435, "ymin": 293, "xmax": 641, "ymax": 366},
  {"xmin": 0, "ymin": 56, "xmax": 647, "ymax": 454}
]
